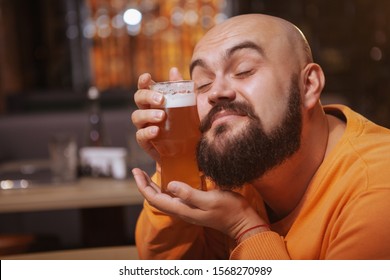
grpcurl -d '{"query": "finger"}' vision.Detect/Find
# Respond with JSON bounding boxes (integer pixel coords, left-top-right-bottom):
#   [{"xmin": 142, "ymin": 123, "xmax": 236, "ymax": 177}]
[
  {"xmin": 169, "ymin": 67, "xmax": 184, "ymax": 81},
  {"xmin": 167, "ymin": 181, "xmax": 211, "ymax": 210},
  {"xmin": 132, "ymin": 168, "xmax": 160, "ymax": 196},
  {"xmin": 132, "ymin": 169, "xmax": 200, "ymax": 214},
  {"xmin": 131, "ymin": 108, "xmax": 165, "ymax": 129},
  {"xmin": 135, "ymin": 125, "xmax": 159, "ymax": 141},
  {"xmin": 134, "ymin": 126, "xmax": 160, "ymax": 157},
  {"xmin": 139, "ymin": 168, "xmax": 161, "ymax": 193},
  {"xmin": 137, "ymin": 73, "xmax": 154, "ymax": 89},
  {"xmin": 135, "ymin": 73, "xmax": 164, "ymax": 109},
  {"xmin": 163, "ymin": 183, "xmax": 207, "ymax": 223},
  {"xmin": 134, "ymin": 88, "xmax": 164, "ymax": 109},
  {"xmin": 132, "ymin": 168, "xmax": 183, "ymax": 213}
]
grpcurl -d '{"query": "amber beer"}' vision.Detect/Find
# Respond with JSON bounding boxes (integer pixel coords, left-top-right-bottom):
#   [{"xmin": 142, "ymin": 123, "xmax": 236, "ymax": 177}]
[{"xmin": 150, "ymin": 81, "xmax": 204, "ymax": 193}]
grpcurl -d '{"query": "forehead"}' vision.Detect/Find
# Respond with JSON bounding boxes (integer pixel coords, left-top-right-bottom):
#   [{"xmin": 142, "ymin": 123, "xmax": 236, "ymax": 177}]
[{"xmin": 191, "ymin": 18, "xmax": 291, "ymax": 67}]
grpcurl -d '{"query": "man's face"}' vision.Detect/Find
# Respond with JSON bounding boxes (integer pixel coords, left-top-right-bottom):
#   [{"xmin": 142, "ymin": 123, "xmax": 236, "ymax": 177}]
[
  {"xmin": 190, "ymin": 17, "xmax": 305, "ymax": 189},
  {"xmin": 196, "ymin": 75, "xmax": 302, "ymax": 189}
]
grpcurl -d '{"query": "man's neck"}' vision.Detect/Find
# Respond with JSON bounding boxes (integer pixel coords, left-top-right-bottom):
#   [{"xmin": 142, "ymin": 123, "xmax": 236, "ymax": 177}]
[{"xmin": 252, "ymin": 107, "xmax": 345, "ymax": 223}]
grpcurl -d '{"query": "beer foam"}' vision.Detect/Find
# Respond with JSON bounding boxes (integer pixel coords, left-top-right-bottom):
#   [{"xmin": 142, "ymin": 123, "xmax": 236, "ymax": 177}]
[
  {"xmin": 151, "ymin": 81, "xmax": 196, "ymax": 108},
  {"xmin": 164, "ymin": 92, "xmax": 196, "ymax": 108}
]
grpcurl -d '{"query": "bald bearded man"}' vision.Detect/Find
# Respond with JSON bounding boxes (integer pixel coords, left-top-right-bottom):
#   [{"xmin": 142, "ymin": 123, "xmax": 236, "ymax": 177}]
[{"xmin": 131, "ymin": 14, "xmax": 390, "ymax": 259}]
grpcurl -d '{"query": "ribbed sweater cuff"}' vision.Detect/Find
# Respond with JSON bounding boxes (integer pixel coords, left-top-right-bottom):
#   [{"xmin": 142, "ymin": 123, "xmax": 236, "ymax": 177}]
[{"xmin": 230, "ymin": 231, "xmax": 290, "ymax": 259}]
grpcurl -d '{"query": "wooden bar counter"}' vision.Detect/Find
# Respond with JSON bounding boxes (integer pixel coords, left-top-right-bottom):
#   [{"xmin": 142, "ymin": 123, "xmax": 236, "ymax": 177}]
[{"xmin": 0, "ymin": 177, "xmax": 144, "ymax": 213}]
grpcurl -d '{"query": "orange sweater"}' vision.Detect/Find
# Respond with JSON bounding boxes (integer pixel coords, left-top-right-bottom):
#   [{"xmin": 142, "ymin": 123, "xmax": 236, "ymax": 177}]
[{"xmin": 135, "ymin": 105, "xmax": 390, "ymax": 259}]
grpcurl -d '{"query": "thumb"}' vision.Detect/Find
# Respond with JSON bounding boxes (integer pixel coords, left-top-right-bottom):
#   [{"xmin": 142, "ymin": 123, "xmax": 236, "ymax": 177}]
[{"xmin": 169, "ymin": 67, "xmax": 184, "ymax": 81}]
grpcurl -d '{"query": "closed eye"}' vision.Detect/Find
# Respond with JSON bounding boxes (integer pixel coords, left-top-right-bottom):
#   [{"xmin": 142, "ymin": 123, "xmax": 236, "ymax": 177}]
[
  {"xmin": 235, "ymin": 69, "xmax": 254, "ymax": 78},
  {"xmin": 196, "ymin": 82, "xmax": 212, "ymax": 93}
]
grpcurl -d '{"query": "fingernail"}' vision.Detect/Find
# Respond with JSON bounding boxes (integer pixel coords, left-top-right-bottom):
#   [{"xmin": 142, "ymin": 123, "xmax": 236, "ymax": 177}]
[
  {"xmin": 150, "ymin": 126, "xmax": 158, "ymax": 136},
  {"xmin": 170, "ymin": 67, "xmax": 178, "ymax": 75},
  {"xmin": 153, "ymin": 110, "xmax": 163, "ymax": 120},
  {"xmin": 153, "ymin": 93, "xmax": 163, "ymax": 104}
]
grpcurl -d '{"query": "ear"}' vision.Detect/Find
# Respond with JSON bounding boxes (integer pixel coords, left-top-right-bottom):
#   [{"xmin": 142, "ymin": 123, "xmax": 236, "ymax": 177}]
[{"xmin": 301, "ymin": 63, "xmax": 325, "ymax": 110}]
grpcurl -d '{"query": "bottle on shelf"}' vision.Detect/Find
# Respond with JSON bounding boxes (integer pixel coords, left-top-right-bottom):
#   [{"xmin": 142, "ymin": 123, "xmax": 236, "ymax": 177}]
[
  {"xmin": 79, "ymin": 86, "xmax": 108, "ymax": 177},
  {"xmin": 85, "ymin": 86, "xmax": 106, "ymax": 147}
]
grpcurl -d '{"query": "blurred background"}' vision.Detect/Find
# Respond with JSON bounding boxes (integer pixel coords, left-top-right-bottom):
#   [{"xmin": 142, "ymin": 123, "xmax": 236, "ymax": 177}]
[
  {"xmin": 1, "ymin": 0, "xmax": 390, "ymax": 125},
  {"xmin": 0, "ymin": 0, "xmax": 389, "ymax": 258}
]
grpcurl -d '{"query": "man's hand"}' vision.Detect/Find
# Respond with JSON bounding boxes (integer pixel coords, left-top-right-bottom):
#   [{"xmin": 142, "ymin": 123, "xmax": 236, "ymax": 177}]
[
  {"xmin": 132, "ymin": 168, "xmax": 267, "ymax": 241},
  {"xmin": 131, "ymin": 68, "xmax": 184, "ymax": 165}
]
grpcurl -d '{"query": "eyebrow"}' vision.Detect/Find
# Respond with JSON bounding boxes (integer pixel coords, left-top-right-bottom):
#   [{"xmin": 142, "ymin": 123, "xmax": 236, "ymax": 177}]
[
  {"xmin": 226, "ymin": 40, "xmax": 264, "ymax": 58},
  {"xmin": 189, "ymin": 40, "xmax": 264, "ymax": 76}
]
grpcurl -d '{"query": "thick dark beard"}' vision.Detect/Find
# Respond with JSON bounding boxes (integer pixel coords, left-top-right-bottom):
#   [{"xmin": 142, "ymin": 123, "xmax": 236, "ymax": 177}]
[{"xmin": 196, "ymin": 76, "xmax": 302, "ymax": 190}]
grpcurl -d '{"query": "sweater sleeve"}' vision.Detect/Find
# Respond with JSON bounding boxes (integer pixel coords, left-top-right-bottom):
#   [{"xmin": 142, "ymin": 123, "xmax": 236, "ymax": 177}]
[
  {"xmin": 230, "ymin": 231, "xmax": 291, "ymax": 259},
  {"xmin": 135, "ymin": 200, "xmax": 230, "ymax": 259}
]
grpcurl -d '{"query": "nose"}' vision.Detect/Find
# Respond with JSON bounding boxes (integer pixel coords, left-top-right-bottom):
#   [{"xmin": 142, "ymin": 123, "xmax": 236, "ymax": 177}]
[{"xmin": 208, "ymin": 82, "xmax": 236, "ymax": 105}]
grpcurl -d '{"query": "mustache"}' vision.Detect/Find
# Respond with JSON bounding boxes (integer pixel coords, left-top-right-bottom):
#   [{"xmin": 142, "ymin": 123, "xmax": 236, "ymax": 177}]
[{"xmin": 199, "ymin": 101, "xmax": 259, "ymax": 133}]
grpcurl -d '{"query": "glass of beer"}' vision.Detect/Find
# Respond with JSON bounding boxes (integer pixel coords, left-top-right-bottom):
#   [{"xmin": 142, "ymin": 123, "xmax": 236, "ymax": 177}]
[{"xmin": 150, "ymin": 80, "xmax": 204, "ymax": 193}]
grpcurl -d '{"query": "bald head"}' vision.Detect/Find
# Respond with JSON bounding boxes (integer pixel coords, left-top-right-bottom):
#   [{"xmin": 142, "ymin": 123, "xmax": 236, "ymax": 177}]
[{"xmin": 191, "ymin": 14, "xmax": 313, "ymax": 75}]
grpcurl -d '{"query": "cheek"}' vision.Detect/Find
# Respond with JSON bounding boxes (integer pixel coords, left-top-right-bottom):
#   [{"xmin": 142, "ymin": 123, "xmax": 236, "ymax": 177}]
[
  {"xmin": 196, "ymin": 95, "xmax": 210, "ymax": 120},
  {"xmin": 244, "ymin": 85, "xmax": 287, "ymax": 132}
]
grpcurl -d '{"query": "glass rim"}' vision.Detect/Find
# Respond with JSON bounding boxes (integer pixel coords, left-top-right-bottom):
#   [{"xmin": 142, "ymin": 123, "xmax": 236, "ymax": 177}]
[
  {"xmin": 150, "ymin": 80, "xmax": 194, "ymax": 95},
  {"xmin": 151, "ymin": 80, "xmax": 193, "ymax": 85}
]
